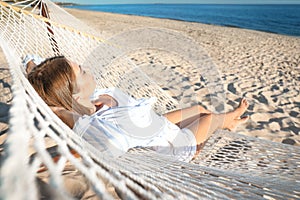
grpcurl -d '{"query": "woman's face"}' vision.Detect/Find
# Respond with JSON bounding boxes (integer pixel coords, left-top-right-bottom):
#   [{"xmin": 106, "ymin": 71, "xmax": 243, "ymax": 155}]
[{"xmin": 69, "ymin": 61, "xmax": 96, "ymax": 99}]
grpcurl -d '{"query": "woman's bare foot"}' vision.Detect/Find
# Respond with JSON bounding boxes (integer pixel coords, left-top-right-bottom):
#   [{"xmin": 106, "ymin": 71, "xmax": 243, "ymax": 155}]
[
  {"xmin": 226, "ymin": 116, "xmax": 249, "ymax": 131},
  {"xmin": 223, "ymin": 98, "xmax": 249, "ymax": 131},
  {"xmin": 234, "ymin": 98, "xmax": 249, "ymax": 118}
]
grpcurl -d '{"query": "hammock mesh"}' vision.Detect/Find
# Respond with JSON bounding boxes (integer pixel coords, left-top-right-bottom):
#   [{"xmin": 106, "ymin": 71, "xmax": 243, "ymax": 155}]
[{"xmin": 0, "ymin": 1, "xmax": 299, "ymax": 199}]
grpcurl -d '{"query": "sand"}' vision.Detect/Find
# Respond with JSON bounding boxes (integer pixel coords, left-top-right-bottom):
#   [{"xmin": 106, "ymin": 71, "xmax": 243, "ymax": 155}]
[
  {"xmin": 0, "ymin": 7, "xmax": 299, "ymax": 149},
  {"xmin": 66, "ymin": 8, "xmax": 300, "ymax": 146}
]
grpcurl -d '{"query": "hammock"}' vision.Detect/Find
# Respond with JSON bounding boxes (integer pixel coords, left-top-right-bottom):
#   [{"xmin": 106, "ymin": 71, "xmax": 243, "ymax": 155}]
[{"xmin": 0, "ymin": 1, "xmax": 299, "ymax": 199}]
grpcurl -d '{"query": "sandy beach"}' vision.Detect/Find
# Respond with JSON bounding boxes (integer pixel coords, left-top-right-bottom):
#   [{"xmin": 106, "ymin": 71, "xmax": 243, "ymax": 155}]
[
  {"xmin": 67, "ymin": 8, "xmax": 300, "ymax": 146},
  {"xmin": 0, "ymin": 7, "xmax": 299, "ymax": 148}
]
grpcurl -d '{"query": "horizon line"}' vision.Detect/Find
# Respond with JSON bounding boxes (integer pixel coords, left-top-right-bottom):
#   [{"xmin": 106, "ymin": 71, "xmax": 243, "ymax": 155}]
[{"xmin": 61, "ymin": 2, "xmax": 300, "ymax": 5}]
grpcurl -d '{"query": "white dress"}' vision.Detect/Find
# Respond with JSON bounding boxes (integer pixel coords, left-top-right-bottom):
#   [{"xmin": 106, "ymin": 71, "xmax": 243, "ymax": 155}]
[{"xmin": 73, "ymin": 88, "xmax": 197, "ymax": 162}]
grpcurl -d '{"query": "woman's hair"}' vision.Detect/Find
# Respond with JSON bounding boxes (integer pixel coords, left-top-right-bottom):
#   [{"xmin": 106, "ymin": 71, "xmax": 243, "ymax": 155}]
[{"xmin": 27, "ymin": 56, "xmax": 91, "ymax": 115}]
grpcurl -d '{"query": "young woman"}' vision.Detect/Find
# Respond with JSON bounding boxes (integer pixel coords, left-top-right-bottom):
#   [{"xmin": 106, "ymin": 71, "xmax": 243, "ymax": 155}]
[{"xmin": 27, "ymin": 56, "xmax": 249, "ymax": 162}]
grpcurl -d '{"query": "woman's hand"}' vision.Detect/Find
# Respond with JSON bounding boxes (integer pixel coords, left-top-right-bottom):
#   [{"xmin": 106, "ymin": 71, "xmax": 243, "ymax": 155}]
[{"xmin": 92, "ymin": 94, "xmax": 118, "ymax": 110}]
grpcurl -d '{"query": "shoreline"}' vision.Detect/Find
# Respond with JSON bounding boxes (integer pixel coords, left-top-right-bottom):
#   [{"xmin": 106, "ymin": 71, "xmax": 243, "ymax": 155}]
[{"xmin": 64, "ymin": 4, "xmax": 300, "ymax": 38}]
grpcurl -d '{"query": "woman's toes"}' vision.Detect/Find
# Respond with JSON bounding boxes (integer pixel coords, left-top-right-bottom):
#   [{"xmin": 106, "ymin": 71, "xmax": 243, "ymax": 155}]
[{"xmin": 241, "ymin": 98, "xmax": 249, "ymax": 109}]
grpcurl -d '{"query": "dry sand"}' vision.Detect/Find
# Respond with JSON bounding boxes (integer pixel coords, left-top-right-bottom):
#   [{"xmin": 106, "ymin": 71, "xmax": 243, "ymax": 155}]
[{"xmin": 0, "ymin": 8, "xmax": 299, "ymax": 148}]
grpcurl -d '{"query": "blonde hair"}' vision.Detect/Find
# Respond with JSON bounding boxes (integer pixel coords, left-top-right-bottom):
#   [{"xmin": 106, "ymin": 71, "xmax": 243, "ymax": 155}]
[{"xmin": 27, "ymin": 56, "xmax": 91, "ymax": 115}]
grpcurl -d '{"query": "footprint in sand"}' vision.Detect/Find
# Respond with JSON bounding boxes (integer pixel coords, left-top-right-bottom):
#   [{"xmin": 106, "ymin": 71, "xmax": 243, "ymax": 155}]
[
  {"xmin": 227, "ymin": 83, "xmax": 237, "ymax": 94},
  {"xmin": 282, "ymin": 138, "xmax": 296, "ymax": 145},
  {"xmin": 253, "ymin": 93, "xmax": 269, "ymax": 104}
]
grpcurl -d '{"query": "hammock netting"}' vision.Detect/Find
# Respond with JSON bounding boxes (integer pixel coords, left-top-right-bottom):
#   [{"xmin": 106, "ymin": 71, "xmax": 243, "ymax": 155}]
[{"xmin": 0, "ymin": 1, "xmax": 299, "ymax": 199}]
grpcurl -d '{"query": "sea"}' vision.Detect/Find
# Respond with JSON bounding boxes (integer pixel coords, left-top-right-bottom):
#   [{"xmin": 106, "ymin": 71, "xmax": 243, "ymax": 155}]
[{"xmin": 65, "ymin": 4, "xmax": 300, "ymax": 37}]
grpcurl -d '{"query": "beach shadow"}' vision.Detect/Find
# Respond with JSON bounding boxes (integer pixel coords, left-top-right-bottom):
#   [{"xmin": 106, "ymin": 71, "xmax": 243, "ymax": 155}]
[
  {"xmin": 0, "ymin": 67, "xmax": 13, "ymax": 97},
  {"xmin": 0, "ymin": 102, "xmax": 10, "ymax": 140},
  {"xmin": 0, "ymin": 102, "xmax": 10, "ymax": 128},
  {"xmin": 0, "ymin": 102, "xmax": 10, "ymax": 162},
  {"xmin": 0, "ymin": 67, "xmax": 12, "ymax": 136}
]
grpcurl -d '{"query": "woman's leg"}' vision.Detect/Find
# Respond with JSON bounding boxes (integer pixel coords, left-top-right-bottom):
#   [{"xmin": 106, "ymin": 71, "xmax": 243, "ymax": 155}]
[
  {"xmin": 163, "ymin": 105, "xmax": 211, "ymax": 125},
  {"xmin": 180, "ymin": 98, "xmax": 249, "ymax": 144}
]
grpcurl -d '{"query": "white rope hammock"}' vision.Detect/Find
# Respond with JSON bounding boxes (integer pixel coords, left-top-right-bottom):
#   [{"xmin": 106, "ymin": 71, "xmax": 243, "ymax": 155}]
[{"xmin": 0, "ymin": 1, "xmax": 299, "ymax": 199}]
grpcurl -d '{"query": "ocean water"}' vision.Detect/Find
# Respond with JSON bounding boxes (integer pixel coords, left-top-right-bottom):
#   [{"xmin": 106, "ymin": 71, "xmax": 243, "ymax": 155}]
[{"xmin": 66, "ymin": 4, "xmax": 300, "ymax": 37}]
